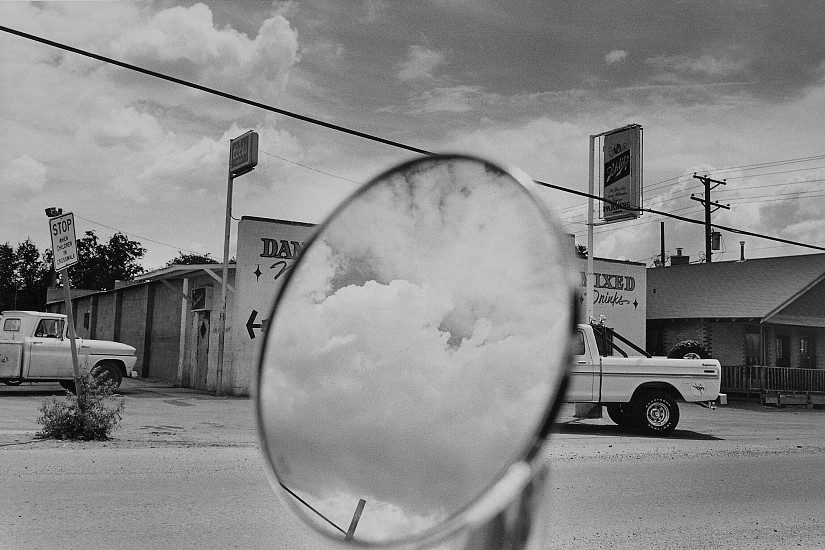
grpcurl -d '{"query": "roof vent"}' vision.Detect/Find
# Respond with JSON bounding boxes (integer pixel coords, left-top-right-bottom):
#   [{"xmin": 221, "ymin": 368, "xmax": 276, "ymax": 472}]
[{"xmin": 671, "ymin": 247, "xmax": 690, "ymax": 266}]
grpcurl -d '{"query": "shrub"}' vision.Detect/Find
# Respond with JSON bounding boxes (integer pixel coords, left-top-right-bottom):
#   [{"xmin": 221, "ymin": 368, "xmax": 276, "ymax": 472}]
[{"xmin": 36, "ymin": 374, "xmax": 125, "ymax": 441}]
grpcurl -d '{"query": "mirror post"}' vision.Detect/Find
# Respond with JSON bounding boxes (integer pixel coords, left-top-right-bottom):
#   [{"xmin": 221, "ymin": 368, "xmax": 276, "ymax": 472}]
[{"xmin": 344, "ymin": 499, "xmax": 367, "ymax": 541}]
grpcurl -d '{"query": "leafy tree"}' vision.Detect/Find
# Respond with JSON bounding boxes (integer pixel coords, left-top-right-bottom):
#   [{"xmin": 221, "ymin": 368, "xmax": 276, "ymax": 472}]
[
  {"xmin": 0, "ymin": 243, "xmax": 15, "ymax": 308},
  {"xmin": 0, "ymin": 232, "xmax": 145, "ymax": 310},
  {"xmin": 0, "ymin": 239, "xmax": 51, "ymax": 312},
  {"xmin": 63, "ymin": 231, "xmax": 146, "ymax": 290},
  {"xmin": 164, "ymin": 252, "xmax": 219, "ymax": 267}
]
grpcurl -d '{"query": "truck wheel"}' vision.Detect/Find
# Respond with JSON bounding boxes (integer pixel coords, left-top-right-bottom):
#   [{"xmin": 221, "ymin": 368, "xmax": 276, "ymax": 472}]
[
  {"xmin": 92, "ymin": 362, "xmax": 123, "ymax": 391},
  {"xmin": 606, "ymin": 404, "xmax": 634, "ymax": 427},
  {"xmin": 633, "ymin": 391, "xmax": 679, "ymax": 435},
  {"xmin": 667, "ymin": 340, "xmax": 710, "ymax": 359},
  {"xmin": 59, "ymin": 380, "xmax": 76, "ymax": 394}
]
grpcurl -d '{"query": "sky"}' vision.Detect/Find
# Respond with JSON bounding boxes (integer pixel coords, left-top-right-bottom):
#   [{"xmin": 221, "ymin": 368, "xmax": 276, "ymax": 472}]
[
  {"xmin": 258, "ymin": 157, "xmax": 572, "ymax": 541},
  {"xmin": 2, "ymin": 1, "xmax": 825, "ymax": 271}
]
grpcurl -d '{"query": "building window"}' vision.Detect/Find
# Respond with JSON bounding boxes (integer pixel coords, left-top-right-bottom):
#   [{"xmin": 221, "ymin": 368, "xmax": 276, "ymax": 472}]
[
  {"xmin": 745, "ymin": 332, "xmax": 761, "ymax": 365},
  {"xmin": 83, "ymin": 312, "xmax": 90, "ymax": 329}
]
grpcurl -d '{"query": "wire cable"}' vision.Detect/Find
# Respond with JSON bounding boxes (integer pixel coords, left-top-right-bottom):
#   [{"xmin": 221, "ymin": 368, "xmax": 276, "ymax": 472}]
[{"xmin": 3, "ymin": 24, "xmax": 824, "ymax": 254}]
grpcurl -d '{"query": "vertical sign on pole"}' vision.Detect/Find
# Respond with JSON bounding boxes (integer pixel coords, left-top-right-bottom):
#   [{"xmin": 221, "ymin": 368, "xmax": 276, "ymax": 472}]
[
  {"xmin": 48, "ymin": 212, "xmax": 82, "ymax": 387},
  {"xmin": 586, "ymin": 124, "xmax": 643, "ymax": 322},
  {"xmin": 217, "ymin": 131, "xmax": 259, "ymax": 396},
  {"xmin": 602, "ymin": 125, "xmax": 642, "ymax": 223}
]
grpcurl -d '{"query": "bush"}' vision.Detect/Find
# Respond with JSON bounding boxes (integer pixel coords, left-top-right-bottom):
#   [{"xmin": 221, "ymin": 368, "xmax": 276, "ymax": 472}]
[{"xmin": 36, "ymin": 374, "xmax": 125, "ymax": 441}]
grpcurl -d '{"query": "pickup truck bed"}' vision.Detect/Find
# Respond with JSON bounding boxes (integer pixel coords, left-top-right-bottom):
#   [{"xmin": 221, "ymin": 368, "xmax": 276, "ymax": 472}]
[{"xmin": 565, "ymin": 323, "xmax": 724, "ymax": 435}]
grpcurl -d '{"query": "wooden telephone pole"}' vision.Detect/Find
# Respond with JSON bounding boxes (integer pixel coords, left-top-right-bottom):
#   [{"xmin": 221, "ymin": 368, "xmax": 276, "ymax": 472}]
[{"xmin": 691, "ymin": 173, "xmax": 730, "ymax": 263}]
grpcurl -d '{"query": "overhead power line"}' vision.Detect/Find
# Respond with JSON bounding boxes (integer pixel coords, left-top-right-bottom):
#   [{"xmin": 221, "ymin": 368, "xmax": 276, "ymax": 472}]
[
  {"xmin": 0, "ymin": 24, "xmax": 431, "ymax": 157},
  {"xmin": 3, "ymin": 24, "xmax": 824, "ymax": 254},
  {"xmin": 74, "ymin": 214, "xmax": 220, "ymax": 258}
]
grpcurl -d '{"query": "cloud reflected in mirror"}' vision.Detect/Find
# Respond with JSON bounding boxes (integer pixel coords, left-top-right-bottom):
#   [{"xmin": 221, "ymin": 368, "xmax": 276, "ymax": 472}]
[{"xmin": 257, "ymin": 156, "xmax": 573, "ymax": 544}]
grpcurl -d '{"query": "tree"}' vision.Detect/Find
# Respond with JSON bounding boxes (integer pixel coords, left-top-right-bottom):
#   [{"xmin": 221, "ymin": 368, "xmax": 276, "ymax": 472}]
[
  {"xmin": 63, "ymin": 231, "xmax": 146, "ymax": 291},
  {"xmin": 0, "ymin": 239, "xmax": 51, "ymax": 311},
  {"xmin": 164, "ymin": 252, "xmax": 219, "ymax": 267}
]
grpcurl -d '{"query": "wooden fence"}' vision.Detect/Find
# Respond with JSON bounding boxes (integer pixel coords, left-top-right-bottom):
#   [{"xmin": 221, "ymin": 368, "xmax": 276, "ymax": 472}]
[{"xmin": 723, "ymin": 365, "xmax": 825, "ymax": 395}]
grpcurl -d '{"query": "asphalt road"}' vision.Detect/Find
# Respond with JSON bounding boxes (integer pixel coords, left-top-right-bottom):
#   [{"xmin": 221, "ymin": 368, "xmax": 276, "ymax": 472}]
[{"xmin": 1, "ymin": 379, "xmax": 824, "ymax": 549}]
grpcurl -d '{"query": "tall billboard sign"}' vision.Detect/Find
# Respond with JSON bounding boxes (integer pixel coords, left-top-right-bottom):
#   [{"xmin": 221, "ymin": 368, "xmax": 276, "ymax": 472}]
[
  {"xmin": 602, "ymin": 125, "xmax": 642, "ymax": 223},
  {"xmin": 229, "ymin": 130, "xmax": 259, "ymax": 177}
]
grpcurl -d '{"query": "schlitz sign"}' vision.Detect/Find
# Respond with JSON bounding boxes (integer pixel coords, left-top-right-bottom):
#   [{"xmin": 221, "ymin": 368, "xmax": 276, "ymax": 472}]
[{"xmin": 602, "ymin": 125, "xmax": 642, "ymax": 223}]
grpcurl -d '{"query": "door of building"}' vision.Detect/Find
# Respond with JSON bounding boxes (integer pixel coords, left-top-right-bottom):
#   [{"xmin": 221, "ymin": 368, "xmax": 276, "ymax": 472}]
[
  {"xmin": 194, "ymin": 311, "xmax": 210, "ymax": 390},
  {"xmin": 800, "ymin": 334, "xmax": 815, "ymax": 368},
  {"xmin": 776, "ymin": 334, "xmax": 791, "ymax": 368}
]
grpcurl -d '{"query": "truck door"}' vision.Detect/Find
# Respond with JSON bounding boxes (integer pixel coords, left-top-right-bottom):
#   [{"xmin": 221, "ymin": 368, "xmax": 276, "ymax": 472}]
[
  {"xmin": 1, "ymin": 316, "xmax": 24, "ymax": 378},
  {"xmin": 26, "ymin": 319, "xmax": 74, "ymax": 379},
  {"xmin": 566, "ymin": 329, "xmax": 596, "ymax": 402}
]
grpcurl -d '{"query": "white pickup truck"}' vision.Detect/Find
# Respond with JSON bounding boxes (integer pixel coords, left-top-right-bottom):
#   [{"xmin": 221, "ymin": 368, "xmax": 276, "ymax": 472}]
[
  {"xmin": 566, "ymin": 323, "xmax": 725, "ymax": 435},
  {"xmin": 0, "ymin": 311, "xmax": 138, "ymax": 392}
]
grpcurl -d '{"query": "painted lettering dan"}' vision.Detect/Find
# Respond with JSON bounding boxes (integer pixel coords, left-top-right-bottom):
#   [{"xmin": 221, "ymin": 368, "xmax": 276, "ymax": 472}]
[{"xmin": 260, "ymin": 238, "xmax": 304, "ymax": 259}]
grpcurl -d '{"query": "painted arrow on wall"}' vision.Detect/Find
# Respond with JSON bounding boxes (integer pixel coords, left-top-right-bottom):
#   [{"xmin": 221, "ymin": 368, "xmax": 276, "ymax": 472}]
[{"xmin": 246, "ymin": 309, "xmax": 268, "ymax": 340}]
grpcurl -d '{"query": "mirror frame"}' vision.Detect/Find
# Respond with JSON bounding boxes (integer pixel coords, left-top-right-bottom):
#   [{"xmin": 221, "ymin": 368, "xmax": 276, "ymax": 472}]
[{"xmin": 255, "ymin": 153, "xmax": 576, "ymax": 548}]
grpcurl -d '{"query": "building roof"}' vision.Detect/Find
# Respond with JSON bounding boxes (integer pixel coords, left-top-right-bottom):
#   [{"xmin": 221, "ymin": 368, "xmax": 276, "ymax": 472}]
[
  {"xmin": 133, "ymin": 263, "xmax": 235, "ymax": 282},
  {"xmin": 647, "ymin": 253, "xmax": 825, "ymax": 324}
]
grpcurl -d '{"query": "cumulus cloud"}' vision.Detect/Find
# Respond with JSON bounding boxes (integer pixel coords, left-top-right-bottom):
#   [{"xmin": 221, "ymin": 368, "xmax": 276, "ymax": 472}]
[
  {"xmin": 397, "ymin": 45, "xmax": 447, "ymax": 82},
  {"xmin": 2, "ymin": 155, "xmax": 47, "ymax": 198},
  {"xmin": 108, "ymin": 3, "xmax": 299, "ymax": 99},
  {"xmin": 259, "ymin": 157, "xmax": 573, "ymax": 542},
  {"xmin": 605, "ymin": 49, "xmax": 628, "ymax": 64}
]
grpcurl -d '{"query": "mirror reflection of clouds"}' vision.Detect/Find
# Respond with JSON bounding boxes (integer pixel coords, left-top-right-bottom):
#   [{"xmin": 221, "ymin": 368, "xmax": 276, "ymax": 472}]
[{"xmin": 260, "ymin": 158, "xmax": 571, "ymax": 542}]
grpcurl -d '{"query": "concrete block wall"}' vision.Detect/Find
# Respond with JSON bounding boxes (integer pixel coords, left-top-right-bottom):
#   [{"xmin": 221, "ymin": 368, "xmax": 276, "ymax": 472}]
[
  {"xmin": 118, "ymin": 285, "xmax": 149, "ymax": 376},
  {"xmin": 95, "ymin": 293, "xmax": 116, "ymax": 341},
  {"xmin": 146, "ymin": 281, "xmax": 183, "ymax": 382}
]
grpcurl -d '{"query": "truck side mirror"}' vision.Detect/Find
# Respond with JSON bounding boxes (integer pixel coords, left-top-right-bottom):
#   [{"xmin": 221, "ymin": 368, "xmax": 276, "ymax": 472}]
[{"xmin": 256, "ymin": 155, "xmax": 576, "ymax": 548}]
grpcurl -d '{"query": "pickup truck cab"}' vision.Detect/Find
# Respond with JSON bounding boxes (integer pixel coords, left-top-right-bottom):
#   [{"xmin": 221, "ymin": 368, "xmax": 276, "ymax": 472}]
[
  {"xmin": 566, "ymin": 322, "xmax": 725, "ymax": 435},
  {"xmin": 0, "ymin": 311, "xmax": 138, "ymax": 391}
]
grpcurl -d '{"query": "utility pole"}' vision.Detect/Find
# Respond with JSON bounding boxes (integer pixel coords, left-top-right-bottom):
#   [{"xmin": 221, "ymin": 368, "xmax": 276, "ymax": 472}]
[{"xmin": 691, "ymin": 173, "xmax": 730, "ymax": 263}]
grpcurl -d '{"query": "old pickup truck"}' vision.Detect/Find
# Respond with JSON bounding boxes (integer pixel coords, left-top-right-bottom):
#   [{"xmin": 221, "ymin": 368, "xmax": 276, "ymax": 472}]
[
  {"xmin": 0, "ymin": 311, "xmax": 138, "ymax": 391},
  {"xmin": 566, "ymin": 322, "xmax": 726, "ymax": 435}
]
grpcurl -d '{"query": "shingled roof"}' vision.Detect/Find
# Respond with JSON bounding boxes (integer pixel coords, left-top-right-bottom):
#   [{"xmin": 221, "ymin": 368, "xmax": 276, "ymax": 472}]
[{"xmin": 647, "ymin": 253, "xmax": 825, "ymax": 325}]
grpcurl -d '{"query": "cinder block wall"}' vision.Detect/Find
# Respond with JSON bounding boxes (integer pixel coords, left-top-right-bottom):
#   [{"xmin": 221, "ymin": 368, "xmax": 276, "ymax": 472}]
[
  {"xmin": 95, "ymin": 293, "xmax": 116, "ymax": 341},
  {"xmin": 146, "ymin": 281, "xmax": 183, "ymax": 382},
  {"xmin": 118, "ymin": 285, "xmax": 149, "ymax": 375}
]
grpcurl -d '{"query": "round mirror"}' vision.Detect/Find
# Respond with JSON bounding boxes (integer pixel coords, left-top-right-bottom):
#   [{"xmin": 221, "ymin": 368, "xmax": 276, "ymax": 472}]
[{"xmin": 256, "ymin": 155, "xmax": 575, "ymax": 546}]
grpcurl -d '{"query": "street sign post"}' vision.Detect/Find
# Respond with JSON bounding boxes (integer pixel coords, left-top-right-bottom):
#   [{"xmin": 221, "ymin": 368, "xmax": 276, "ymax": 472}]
[
  {"xmin": 586, "ymin": 124, "xmax": 643, "ymax": 321},
  {"xmin": 49, "ymin": 212, "xmax": 79, "ymax": 271},
  {"xmin": 218, "ymin": 131, "xmax": 259, "ymax": 395},
  {"xmin": 47, "ymin": 211, "xmax": 82, "ymax": 386}
]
